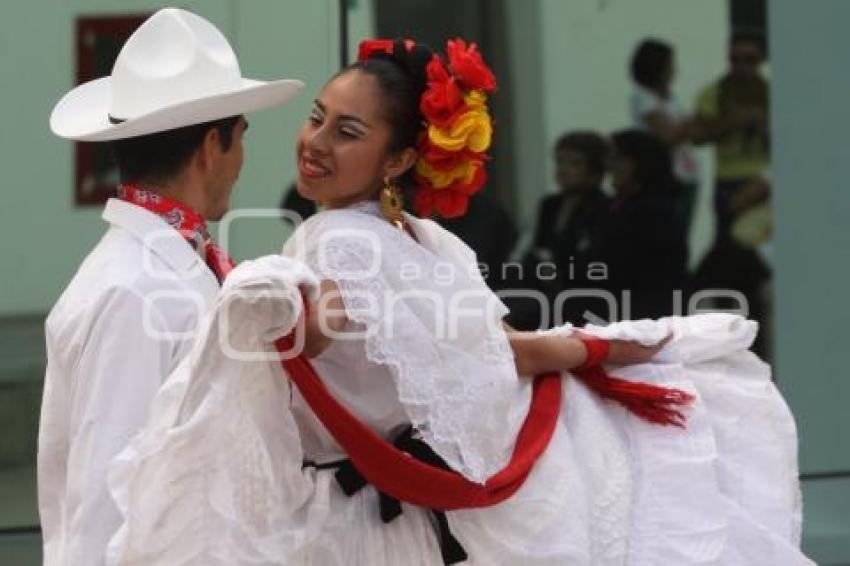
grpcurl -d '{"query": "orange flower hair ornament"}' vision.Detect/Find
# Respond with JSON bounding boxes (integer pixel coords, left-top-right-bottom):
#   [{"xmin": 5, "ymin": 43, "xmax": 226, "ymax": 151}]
[{"xmin": 358, "ymin": 38, "xmax": 497, "ymax": 218}]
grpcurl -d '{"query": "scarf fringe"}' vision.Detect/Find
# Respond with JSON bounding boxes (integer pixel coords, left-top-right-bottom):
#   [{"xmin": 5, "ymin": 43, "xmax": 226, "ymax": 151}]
[{"xmin": 573, "ymin": 365, "xmax": 694, "ymax": 428}]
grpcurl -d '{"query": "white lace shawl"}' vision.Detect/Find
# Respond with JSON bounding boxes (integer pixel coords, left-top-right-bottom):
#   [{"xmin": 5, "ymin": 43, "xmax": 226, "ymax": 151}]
[{"xmin": 282, "ymin": 202, "xmax": 528, "ymax": 483}]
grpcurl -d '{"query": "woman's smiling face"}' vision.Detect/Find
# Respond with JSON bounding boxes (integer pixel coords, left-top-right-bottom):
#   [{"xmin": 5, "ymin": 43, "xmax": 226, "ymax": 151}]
[{"xmin": 295, "ymin": 70, "xmax": 409, "ymax": 209}]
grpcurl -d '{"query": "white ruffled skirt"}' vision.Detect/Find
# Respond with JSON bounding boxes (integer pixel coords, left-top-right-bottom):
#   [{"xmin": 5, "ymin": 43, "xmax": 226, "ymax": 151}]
[{"xmin": 106, "ymin": 313, "xmax": 813, "ymax": 565}]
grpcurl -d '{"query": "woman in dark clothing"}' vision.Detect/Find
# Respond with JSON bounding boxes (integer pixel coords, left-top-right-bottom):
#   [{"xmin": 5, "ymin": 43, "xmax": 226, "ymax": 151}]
[{"xmin": 604, "ymin": 129, "xmax": 689, "ymax": 320}]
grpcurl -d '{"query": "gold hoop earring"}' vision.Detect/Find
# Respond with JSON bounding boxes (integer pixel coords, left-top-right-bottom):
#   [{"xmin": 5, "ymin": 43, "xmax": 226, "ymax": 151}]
[{"xmin": 380, "ymin": 177, "xmax": 405, "ymax": 230}]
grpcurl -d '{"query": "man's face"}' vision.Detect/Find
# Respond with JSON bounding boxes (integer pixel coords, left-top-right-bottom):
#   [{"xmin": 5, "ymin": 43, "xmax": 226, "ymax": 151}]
[
  {"xmin": 729, "ymin": 40, "xmax": 764, "ymax": 79},
  {"xmin": 207, "ymin": 117, "xmax": 247, "ymax": 220}
]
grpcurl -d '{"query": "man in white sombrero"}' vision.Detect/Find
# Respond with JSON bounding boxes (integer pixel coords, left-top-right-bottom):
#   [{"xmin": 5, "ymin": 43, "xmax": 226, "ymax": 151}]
[{"xmin": 38, "ymin": 8, "xmax": 304, "ymax": 565}]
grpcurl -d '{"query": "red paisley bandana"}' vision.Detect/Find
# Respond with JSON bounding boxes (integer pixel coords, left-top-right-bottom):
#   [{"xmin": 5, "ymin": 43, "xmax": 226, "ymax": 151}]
[{"xmin": 117, "ymin": 184, "xmax": 236, "ymax": 283}]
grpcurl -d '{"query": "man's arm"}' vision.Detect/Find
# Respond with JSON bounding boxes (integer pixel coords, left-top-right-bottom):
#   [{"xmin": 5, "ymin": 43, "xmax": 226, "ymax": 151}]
[{"xmin": 62, "ymin": 287, "xmax": 173, "ymax": 565}]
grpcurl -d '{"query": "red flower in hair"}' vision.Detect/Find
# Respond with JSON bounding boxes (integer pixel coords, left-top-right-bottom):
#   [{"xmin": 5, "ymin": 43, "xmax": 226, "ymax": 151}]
[
  {"xmin": 415, "ymin": 187, "xmax": 470, "ymax": 218},
  {"xmin": 413, "ymin": 163, "xmax": 487, "ymax": 218},
  {"xmin": 420, "ymin": 56, "xmax": 466, "ymax": 128},
  {"xmin": 357, "ymin": 38, "xmax": 415, "ymax": 61},
  {"xmin": 458, "ymin": 163, "xmax": 487, "ymax": 196},
  {"xmin": 446, "ymin": 39, "xmax": 496, "ymax": 92}
]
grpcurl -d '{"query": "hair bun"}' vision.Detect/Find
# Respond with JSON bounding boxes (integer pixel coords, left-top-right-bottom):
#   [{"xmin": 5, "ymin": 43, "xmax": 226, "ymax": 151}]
[{"xmin": 362, "ymin": 39, "xmax": 430, "ymax": 95}]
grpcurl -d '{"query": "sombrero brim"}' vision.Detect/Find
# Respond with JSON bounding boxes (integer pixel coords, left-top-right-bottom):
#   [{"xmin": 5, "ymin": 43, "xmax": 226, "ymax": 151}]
[{"xmin": 50, "ymin": 76, "xmax": 305, "ymax": 142}]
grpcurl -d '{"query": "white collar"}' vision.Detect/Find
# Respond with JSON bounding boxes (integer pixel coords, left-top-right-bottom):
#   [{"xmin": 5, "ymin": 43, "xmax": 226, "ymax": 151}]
[
  {"xmin": 102, "ymin": 198, "xmax": 219, "ymax": 287},
  {"xmin": 340, "ymin": 200, "xmax": 446, "ymax": 256}
]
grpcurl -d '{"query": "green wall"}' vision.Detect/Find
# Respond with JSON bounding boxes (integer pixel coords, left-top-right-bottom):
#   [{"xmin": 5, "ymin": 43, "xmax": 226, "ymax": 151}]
[
  {"xmin": 0, "ymin": 0, "xmax": 340, "ymax": 315},
  {"xmin": 772, "ymin": 0, "xmax": 850, "ymax": 562}
]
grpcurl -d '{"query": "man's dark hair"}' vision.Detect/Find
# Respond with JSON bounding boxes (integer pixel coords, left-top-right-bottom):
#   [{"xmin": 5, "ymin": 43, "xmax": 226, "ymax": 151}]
[
  {"xmin": 109, "ymin": 115, "xmax": 241, "ymax": 184},
  {"xmin": 630, "ymin": 39, "xmax": 674, "ymax": 90},
  {"xmin": 555, "ymin": 131, "xmax": 610, "ymax": 178}
]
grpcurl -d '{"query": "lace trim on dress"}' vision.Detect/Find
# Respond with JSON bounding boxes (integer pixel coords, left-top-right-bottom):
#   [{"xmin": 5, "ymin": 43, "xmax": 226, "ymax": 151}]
[{"xmin": 285, "ymin": 203, "xmax": 522, "ymax": 483}]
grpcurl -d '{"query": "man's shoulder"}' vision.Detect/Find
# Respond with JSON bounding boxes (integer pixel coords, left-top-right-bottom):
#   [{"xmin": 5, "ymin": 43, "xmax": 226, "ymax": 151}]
[{"xmin": 49, "ymin": 228, "xmax": 210, "ymax": 337}]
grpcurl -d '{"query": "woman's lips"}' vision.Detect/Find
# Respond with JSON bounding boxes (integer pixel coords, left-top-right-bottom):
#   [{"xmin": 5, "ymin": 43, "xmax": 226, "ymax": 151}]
[{"xmin": 299, "ymin": 156, "xmax": 330, "ymax": 179}]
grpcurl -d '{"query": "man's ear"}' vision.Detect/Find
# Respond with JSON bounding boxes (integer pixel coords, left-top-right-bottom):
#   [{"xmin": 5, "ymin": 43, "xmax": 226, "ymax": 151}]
[
  {"xmin": 196, "ymin": 127, "xmax": 222, "ymax": 172},
  {"xmin": 382, "ymin": 147, "xmax": 418, "ymax": 180}
]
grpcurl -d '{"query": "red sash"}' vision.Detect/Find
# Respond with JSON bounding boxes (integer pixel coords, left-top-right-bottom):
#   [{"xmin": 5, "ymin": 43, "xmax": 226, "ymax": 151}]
[{"xmin": 275, "ymin": 335, "xmax": 562, "ymax": 510}]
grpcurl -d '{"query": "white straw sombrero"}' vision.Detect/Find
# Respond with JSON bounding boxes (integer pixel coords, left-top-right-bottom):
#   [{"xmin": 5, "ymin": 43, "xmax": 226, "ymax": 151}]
[{"xmin": 50, "ymin": 7, "xmax": 304, "ymax": 141}]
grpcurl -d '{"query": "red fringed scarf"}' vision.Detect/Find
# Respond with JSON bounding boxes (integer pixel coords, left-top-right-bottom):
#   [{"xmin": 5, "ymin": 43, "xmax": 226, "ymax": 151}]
[{"xmin": 117, "ymin": 184, "xmax": 235, "ymax": 283}]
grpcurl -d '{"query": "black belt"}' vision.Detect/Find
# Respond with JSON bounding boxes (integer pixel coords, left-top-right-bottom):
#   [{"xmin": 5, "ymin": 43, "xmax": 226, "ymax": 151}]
[{"xmin": 303, "ymin": 426, "xmax": 468, "ymax": 565}]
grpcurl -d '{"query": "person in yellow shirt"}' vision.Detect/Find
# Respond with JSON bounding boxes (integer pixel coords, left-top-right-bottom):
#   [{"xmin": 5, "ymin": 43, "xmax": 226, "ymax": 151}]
[
  {"xmin": 692, "ymin": 30, "xmax": 771, "ymax": 357},
  {"xmin": 693, "ymin": 30, "xmax": 770, "ymax": 240}
]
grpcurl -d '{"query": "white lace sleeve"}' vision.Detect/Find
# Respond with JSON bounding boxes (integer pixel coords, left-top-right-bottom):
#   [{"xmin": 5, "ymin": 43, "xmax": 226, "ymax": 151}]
[{"xmin": 283, "ymin": 209, "xmax": 527, "ymax": 483}]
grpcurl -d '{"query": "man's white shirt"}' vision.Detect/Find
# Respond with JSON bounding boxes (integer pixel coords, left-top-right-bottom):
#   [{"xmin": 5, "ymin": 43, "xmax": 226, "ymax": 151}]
[{"xmin": 38, "ymin": 199, "xmax": 220, "ymax": 566}]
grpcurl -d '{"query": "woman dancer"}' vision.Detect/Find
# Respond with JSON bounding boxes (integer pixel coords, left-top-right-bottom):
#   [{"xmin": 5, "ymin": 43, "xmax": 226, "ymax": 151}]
[{"xmin": 106, "ymin": 39, "xmax": 811, "ymax": 565}]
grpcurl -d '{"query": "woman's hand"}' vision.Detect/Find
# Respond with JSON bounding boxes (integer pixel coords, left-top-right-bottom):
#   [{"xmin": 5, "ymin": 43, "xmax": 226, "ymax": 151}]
[{"xmin": 595, "ymin": 333, "xmax": 672, "ymax": 367}]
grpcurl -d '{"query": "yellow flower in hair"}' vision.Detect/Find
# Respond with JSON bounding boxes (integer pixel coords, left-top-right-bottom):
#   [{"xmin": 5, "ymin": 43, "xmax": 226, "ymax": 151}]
[
  {"xmin": 416, "ymin": 157, "xmax": 479, "ymax": 189},
  {"xmin": 464, "ymin": 90, "xmax": 487, "ymax": 110},
  {"xmin": 428, "ymin": 107, "xmax": 493, "ymax": 153}
]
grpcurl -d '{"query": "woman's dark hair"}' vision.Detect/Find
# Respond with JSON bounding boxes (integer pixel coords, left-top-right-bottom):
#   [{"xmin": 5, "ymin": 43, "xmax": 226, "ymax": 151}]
[
  {"xmin": 630, "ymin": 39, "xmax": 673, "ymax": 90},
  {"xmin": 611, "ymin": 129, "xmax": 674, "ymax": 192},
  {"xmin": 554, "ymin": 131, "xmax": 610, "ymax": 177},
  {"xmin": 109, "ymin": 115, "xmax": 241, "ymax": 184},
  {"xmin": 343, "ymin": 40, "xmax": 433, "ymax": 155}
]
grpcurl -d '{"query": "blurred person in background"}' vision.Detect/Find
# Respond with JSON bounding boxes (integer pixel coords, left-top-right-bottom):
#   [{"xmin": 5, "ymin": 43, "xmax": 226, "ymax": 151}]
[
  {"xmin": 691, "ymin": 30, "xmax": 771, "ymax": 356},
  {"xmin": 693, "ymin": 29, "xmax": 770, "ymax": 241},
  {"xmin": 630, "ymin": 38, "xmax": 699, "ymax": 235},
  {"xmin": 437, "ymin": 190, "xmax": 518, "ymax": 292},
  {"xmin": 603, "ymin": 129, "xmax": 688, "ymax": 320},
  {"xmin": 518, "ymin": 131, "xmax": 610, "ymax": 328}
]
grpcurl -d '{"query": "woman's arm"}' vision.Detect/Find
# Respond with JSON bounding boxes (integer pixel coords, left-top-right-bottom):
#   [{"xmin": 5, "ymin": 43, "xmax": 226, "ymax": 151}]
[
  {"xmin": 506, "ymin": 327, "xmax": 588, "ymax": 376},
  {"xmin": 504, "ymin": 323, "xmax": 670, "ymax": 377}
]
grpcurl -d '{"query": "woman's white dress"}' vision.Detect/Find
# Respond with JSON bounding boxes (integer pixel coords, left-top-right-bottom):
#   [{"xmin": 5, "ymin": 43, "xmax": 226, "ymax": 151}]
[{"xmin": 105, "ymin": 202, "xmax": 812, "ymax": 565}]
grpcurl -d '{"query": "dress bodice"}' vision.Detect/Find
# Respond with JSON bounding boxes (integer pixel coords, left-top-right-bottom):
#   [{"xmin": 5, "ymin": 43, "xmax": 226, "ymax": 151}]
[{"xmin": 281, "ymin": 200, "xmax": 526, "ymax": 482}]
